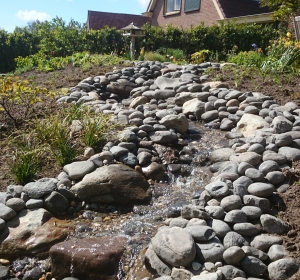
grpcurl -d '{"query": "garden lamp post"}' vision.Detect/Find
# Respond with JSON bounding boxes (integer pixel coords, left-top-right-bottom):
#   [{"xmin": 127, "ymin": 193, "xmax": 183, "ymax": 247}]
[{"xmin": 121, "ymin": 22, "xmax": 144, "ymax": 60}]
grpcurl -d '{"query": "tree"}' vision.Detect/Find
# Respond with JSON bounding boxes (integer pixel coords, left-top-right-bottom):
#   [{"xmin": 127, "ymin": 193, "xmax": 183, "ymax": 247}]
[{"xmin": 260, "ymin": 0, "xmax": 300, "ymax": 21}]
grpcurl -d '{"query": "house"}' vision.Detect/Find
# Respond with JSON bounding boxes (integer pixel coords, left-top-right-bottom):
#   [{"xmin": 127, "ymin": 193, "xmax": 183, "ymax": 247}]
[
  {"xmin": 86, "ymin": 10, "xmax": 151, "ymax": 31},
  {"xmin": 143, "ymin": 0, "xmax": 274, "ymax": 29}
]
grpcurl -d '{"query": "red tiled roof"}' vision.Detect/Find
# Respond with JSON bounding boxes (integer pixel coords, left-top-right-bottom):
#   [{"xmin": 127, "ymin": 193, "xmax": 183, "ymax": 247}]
[
  {"xmin": 216, "ymin": 0, "xmax": 270, "ymax": 18},
  {"xmin": 87, "ymin": 10, "xmax": 151, "ymax": 30}
]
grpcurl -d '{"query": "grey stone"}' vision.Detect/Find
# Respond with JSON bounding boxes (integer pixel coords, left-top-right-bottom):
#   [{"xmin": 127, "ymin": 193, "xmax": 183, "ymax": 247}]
[
  {"xmin": 272, "ymin": 116, "xmax": 293, "ymax": 133},
  {"xmin": 184, "ymin": 225, "xmax": 216, "ymax": 241},
  {"xmin": 137, "ymin": 152, "xmax": 152, "ymax": 166},
  {"xmin": 233, "ymin": 223, "xmax": 259, "ymax": 236},
  {"xmin": 181, "ymin": 205, "xmax": 210, "ymax": 220},
  {"xmin": 169, "ymin": 217, "xmax": 189, "ymax": 228},
  {"xmin": 224, "ymin": 210, "xmax": 248, "ymax": 224},
  {"xmin": 44, "ymin": 191, "xmax": 69, "ymax": 214},
  {"xmin": 119, "ymin": 152, "xmax": 138, "ymax": 167},
  {"xmin": 233, "ymin": 176, "xmax": 253, "ymax": 188},
  {"xmin": 148, "ymin": 131, "xmax": 178, "ymax": 144},
  {"xmin": 201, "ymin": 110, "xmax": 219, "ymax": 122},
  {"xmin": 6, "ymin": 185, "xmax": 23, "ymax": 198},
  {"xmin": 237, "ymin": 114, "xmax": 269, "ymax": 137},
  {"xmin": 209, "ymin": 148, "xmax": 235, "ymax": 163},
  {"xmin": 151, "ymin": 226, "xmax": 196, "ymax": 267},
  {"xmin": 251, "ymin": 234, "xmax": 283, "ymax": 252},
  {"xmin": 0, "ymin": 218, "xmax": 5, "ymax": 231},
  {"xmin": 223, "ymin": 231, "xmax": 248, "ymax": 249},
  {"xmin": 262, "ymin": 152, "xmax": 287, "ymax": 165},
  {"xmin": 110, "ymin": 146, "xmax": 128, "ymax": 157},
  {"xmin": 171, "ymin": 267, "xmax": 194, "ymax": 279},
  {"xmin": 243, "ymin": 195, "xmax": 270, "ymax": 213},
  {"xmin": 278, "ymin": 146, "xmax": 300, "ymax": 162},
  {"xmin": 0, "ymin": 203, "xmax": 16, "ymax": 221},
  {"xmin": 220, "ymin": 195, "xmax": 242, "ymax": 212},
  {"xmin": 119, "ymin": 130, "xmax": 138, "ymax": 142},
  {"xmin": 240, "ymin": 256, "xmax": 267, "ymax": 277},
  {"xmin": 247, "ymin": 143, "xmax": 265, "ymax": 154},
  {"xmin": 26, "ymin": 199, "xmax": 44, "ymax": 208},
  {"xmin": 205, "ymin": 206, "xmax": 225, "ymax": 219},
  {"xmin": 0, "ymin": 265, "xmax": 10, "ymax": 279},
  {"xmin": 142, "ymin": 162, "xmax": 165, "ymax": 181},
  {"xmin": 260, "ymin": 214, "xmax": 289, "ymax": 234},
  {"xmin": 242, "ymin": 245, "xmax": 268, "ymax": 261},
  {"xmin": 248, "ymin": 182, "xmax": 275, "ymax": 197},
  {"xmin": 268, "ymin": 258, "xmax": 299, "ymax": 280},
  {"xmin": 5, "ymin": 198, "xmax": 25, "ymax": 212},
  {"xmin": 223, "ymin": 246, "xmax": 245, "ymax": 265},
  {"xmin": 207, "ymin": 219, "xmax": 231, "ymax": 239},
  {"xmin": 259, "ymin": 160, "xmax": 280, "ymax": 176},
  {"xmin": 196, "ymin": 237, "xmax": 225, "ymax": 263},
  {"xmin": 205, "ymin": 181, "xmax": 229, "ymax": 198},
  {"xmin": 268, "ymin": 245, "xmax": 287, "ymax": 262},
  {"xmin": 182, "ymin": 99, "xmax": 205, "ymax": 120},
  {"xmin": 275, "ymin": 133, "xmax": 293, "ymax": 147},
  {"xmin": 187, "ymin": 218, "xmax": 207, "ymax": 227},
  {"xmin": 23, "ymin": 178, "xmax": 57, "ymax": 199},
  {"xmin": 218, "ymin": 265, "xmax": 246, "ymax": 279},
  {"xmin": 265, "ymin": 171, "xmax": 285, "ymax": 185},
  {"xmin": 160, "ymin": 114, "xmax": 189, "ymax": 133},
  {"xmin": 245, "ymin": 168, "xmax": 264, "ymax": 182},
  {"xmin": 241, "ymin": 206, "xmax": 262, "ymax": 219},
  {"xmin": 230, "ymin": 152, "xmax": 261, "ymax": 166}
]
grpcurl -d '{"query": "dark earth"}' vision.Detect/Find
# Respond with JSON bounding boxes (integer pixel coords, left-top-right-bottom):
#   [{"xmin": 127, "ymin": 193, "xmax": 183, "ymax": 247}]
[{"xmin": 1, "ymin": 63, "xmax": 300, "ymax": 278}]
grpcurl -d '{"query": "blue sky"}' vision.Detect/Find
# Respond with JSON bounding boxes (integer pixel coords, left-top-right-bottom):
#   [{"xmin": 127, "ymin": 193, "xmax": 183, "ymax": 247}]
[{"xmin": 0, "ymin": 0, "xmax": 149, "ymax": 32}]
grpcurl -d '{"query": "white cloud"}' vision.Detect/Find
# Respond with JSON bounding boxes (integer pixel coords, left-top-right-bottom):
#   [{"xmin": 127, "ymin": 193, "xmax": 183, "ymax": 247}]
[
  {"xmin": 137, "ymin": 0, "xmax": 148, "ymax": 8},
  {"xmin": 16, "ymin": 10, "xmax": 51, "ymax": 22}
]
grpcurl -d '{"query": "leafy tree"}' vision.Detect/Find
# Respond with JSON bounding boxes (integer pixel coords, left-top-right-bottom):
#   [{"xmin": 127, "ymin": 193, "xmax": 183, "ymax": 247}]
[{"xmin": 260, "ymin": 0, "xmax": 300, "ymax": 21}]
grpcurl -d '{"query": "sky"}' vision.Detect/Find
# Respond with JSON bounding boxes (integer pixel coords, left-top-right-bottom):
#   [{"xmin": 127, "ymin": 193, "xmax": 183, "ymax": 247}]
[{"xmin": 0, "ymin": 0, "xmax": 149, "ymax": 32}]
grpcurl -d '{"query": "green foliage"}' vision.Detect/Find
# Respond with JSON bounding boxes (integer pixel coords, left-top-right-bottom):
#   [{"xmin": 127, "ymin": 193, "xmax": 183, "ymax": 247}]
[
  {"xmin": 0, "ymin": 76, "xmax": 53, "ymax": 127},
  {"xmin": 144, "ymin": 51, "xmax": 167, "ymax": 62},
  {"xmin": 156, "ymin": 47, "xmax": 186, "ymax": 62},
  {"xmin": 190, "ymin": 50, "xmax": 211, "ymax": 64},
  {"xmin": 11, "ymin": 147, "xmax": 42, "ymax": 184},
  {"xmin": 260, "ymin": 0, "xmax": 300, "ymax": 21}
]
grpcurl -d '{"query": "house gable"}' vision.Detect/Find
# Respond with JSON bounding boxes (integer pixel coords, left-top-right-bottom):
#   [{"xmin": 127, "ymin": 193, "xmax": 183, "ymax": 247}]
[{"xmin": 87, "ymin": 10, "xmax": 151, "ymax": 31}]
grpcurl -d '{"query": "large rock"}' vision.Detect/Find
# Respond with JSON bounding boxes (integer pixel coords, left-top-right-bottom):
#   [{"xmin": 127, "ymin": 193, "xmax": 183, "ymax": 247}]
[
  {"xmin": 272, "ymin": 116, "xmax": 293, "ymax": 133},
  {"xmin": 182, "ymin": 99, "xmax": 205, "ymax": 120},
  {"xmin": 209, "ymin": 148, "xmax": 235, "ymax": 163},
  {"xmin": 155, "ymin": 76, "xmax": 184, "ymax": 90},
  {"xmin": 236, "ymin": 114, "xmax": 269, "ymax": 137},
  {"xmin": 260, "ymin": 214, "xmax": 289, "ymax": 234},
  {"xmin": 23, "ymin": 178, "xmax": 57, "ymax": 199},
  {"xmin": 0, "ymin": 208, "xmax": 74, "ymax": 259},
  {"xmin": 63, "ymin": 161, "xmax": 95, "ymax": 180},
  {"xmin": 278, "ymin": 146, "xmax": 300, "ymax": 162},
  {"xmin": 50, "ymin": 236, "xmax": 128, "ymax": 280},
  {"xmin": 151, "ymin": 226, "xmax": 196, "ymax": 267},
  {"xmin": 106, "ymin": 80, "xmax": 136, "ymax": 98},
  {"xmin": 70, "ymin": 164, "xmax": 150, "ymax": 204},
  {"xmin": 268, "ymin": 258, "xmax": 299, "ymax": 280},
  {"xmin": 160, "ymin": 114, "xmax": 189, "ymax": 134},
  {"xmin": 196, "ymin": 237, "xmax": 225, "ymax": 263}
]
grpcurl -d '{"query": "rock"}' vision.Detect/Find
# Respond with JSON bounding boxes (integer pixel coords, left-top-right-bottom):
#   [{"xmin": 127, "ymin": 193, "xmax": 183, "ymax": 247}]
[
  {"xmin": 169, "ymin": 217, "xmax": 189, "ymax": 228},
  {"xmin": 272, "ymin": 116, "xmax": 293, "ymax": 133},
  {"xmin": 151, "ymin": 227, "xmax": 196, "ymax": 267},
  {"xmin": 218, "ymin": 265, "xmax": 246, "ymax": 279},
  {"xmin": 248, "ymin": 183, "xmax": 275, "ymax": 197},
  {"xmin": 262, "ymin": 152, "xmax": 287, "ymax": 165},
  {"xmin": 268, "ymin": 258, "xmax": 299, "ymax": 280},
  {"xmin": 230, "ymin": 152, "xmax": 261, "ymax": 166},
  {"xmin": 242, "ymin": 246, "xmax": 268, "ymax": 261},
  {"xmin": 224, "ymin": 210, "xmax": 248, "ymax": 224},
  {"xmin": 44, "ymin": 191, "xmax": 69, "ymax": 214},
  {"xmin": 259, "ymin": 160, "xmax": 280, "ymax": 176},
  {"xmin": 196, "ymin": 237, "xmax": 225, "ymax": 263},
  {"xmin": 241, "ymin": 206, "xmax": 262, "ymax": 219},
  {"xmin": 145, "ymin": 244, "xmax": 172, "ymax": 277},
  {"xmin": 223, "ymin": 246, "xmax": 245, "ymax": 265},
  {"xmin": 23, "ymin": 178, "xmax": 57, "ymax": 199},
  {"xmin": 0, "ymin": 266, "xmax": 10, "ymax": 279},
  {"xmin": 70, "ymin": 164, "xmax": 150, "ymax": 205},
  {"xmin": 6, "ymin": 185, "xmax": 23, "ymax": 198},
  {"xmin": 106, "ymin": 80, "xmax": 136, "ymax": 98},
  {"xmin": 205, "ymin": 181, "xmax": 229, "ymax": 198},
  {"xmin": 207, "ymin": 219, "xmax": 231, "ymax": 239},
  {"xmin": 260, "ymin": 214, "xmax": 289, "ymax": 234},
  {"xmin": 0, "ymin": 204, "xmax": 16, "ymax": 221},
  {"xmin": 0, "ymin": 193, "xmax": 13, "ymax": 205},
  {"xmin": 209, "ymin": 148, "xmax": 235, "ymax": 163},
  {"xmin": 268, "ymin": 245, "xmax": 287, "ymax": 262},
  {"xmin": 278, "ymin": 146, "xmax": 300, "ymax": 162},
  {"xmin": 223, "ymin": 232, "xmax": 248, "ymax": 249},
  {"xmin": 220, "ymin": 195, "xmax": 242, "ymax": 212},
  {"xmin": 110, "ymin": 146, "xmax": 128, "ymax": 157},
  {"xmin": 137, "ymin": 152, "xmax": 152, "ymax": 166},
  {"xmin": 265, "ymin": 171, "xmax": 285, "ymax": 185},
  {"xmin": 191, "ymin": 271, "xmax": 221, "ymax": 280},
  {"xmin": 201, "ymin": 110, "xmax": 219, "ymax": 122},
  {"xmin": 240, "ymin": 256, "xmax": 267, "ymax": 277},
  {"xmin": 245, "ymin": 168, "xmax": 264, "ymax": 182},
  {"xmin": 119, "ymin": 152, "xmax": 138, "ymax": 167},
  {"xmin": 205, "ymin": 206, "xmax": 225, "ymax": 219},
  {"xmin": 243, "ymin": 195, "xmax": 270, "ymax": 213},
  {"xmin": 233, "ymin": 223, "xmax": 259, "ymax": 236},
  {"xmin": 50, "ymin": 236, "xmax": 128, "ymax": 280},
  {"xmin": 181, "ymin": 205, "xmax": 209, "ymax": 220},
  {"xmin": 0, "ymin": 208, "xmax": 74, "ymax": 259},
  {"xmin": 175, "ymin": 92, "xmax": 210, "ymax": 106},
  {"xmin": 5, "ymin": 198, "xmax": 25, "ymax": 212},
  {"xmin": 148, "ymin": 131, "xmax": 178, "ymax": 144},
  {"xmin": 250, "ymin": 234, "xmax": 283, "ymax": 252},
  {"xmin": 129, "ymin": 96, "xmax": 149, "ymax": 108},
  {"xmin": 26, "ymin": 199, "xmax": 44, "ymax": 209},
  {"xmin": 237, "ymin": 114, "xmax": 269, "ymax": 137},
  {"xmin": 187, "ymin": 218, "xmax": 207, "ymax": 227},
  {"xmin": 160, "ymin": 114, "xmax": 189, "ymax": 133},
  {"xmin": 184, "ymin": 225, "xmax": 216, "ymax": 241},
  {"xmin": 142, "ymin": 162, "xmax": 165, "ymax": 181},
  {"xmin": 182, "ymin": 99, "xmax": 205, "ymax": 120}
]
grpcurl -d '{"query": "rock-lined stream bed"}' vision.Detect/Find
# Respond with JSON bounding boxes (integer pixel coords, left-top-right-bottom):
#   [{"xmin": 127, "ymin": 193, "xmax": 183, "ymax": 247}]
[{"xmin": 0, "ymin": 61, "xmax": 300, "ymax": 280}]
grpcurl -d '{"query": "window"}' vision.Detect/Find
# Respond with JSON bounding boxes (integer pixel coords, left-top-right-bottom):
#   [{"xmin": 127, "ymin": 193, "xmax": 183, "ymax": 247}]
[
  {"xmin": 165, "ymin": 0, "xmax": 181, "ymax": 14},
  {"xmin": 184, "ymin": 0, "xmax": 201, "ymax": 12}
]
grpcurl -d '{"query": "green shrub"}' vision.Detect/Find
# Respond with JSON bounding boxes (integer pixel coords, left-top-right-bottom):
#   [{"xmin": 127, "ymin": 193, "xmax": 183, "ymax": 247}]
[{"xmin": 144, "ymin": 51, "xmax": 166, "ymax": 62}]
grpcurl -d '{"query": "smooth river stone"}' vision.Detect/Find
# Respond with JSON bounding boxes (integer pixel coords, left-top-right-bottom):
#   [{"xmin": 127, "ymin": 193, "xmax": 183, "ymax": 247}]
[
  {"xmin": 247, "ymin": 183, "xmax": 275, "ymax": 197},
  {"xmin": 230, "ymin": 152, "xmax": 262, "ymax": 166},
  {"xmin": 205, "ymin": 181, "xmax": 229, "ymax": 198}
]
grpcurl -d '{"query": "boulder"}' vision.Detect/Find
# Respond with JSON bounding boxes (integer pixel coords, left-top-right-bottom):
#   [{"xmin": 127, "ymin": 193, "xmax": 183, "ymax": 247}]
[
  {"xmin": 236, "ymin": 114, "xmax": 269, "ymax": 137},
  {"xmin": 160, "ymin": 114, "xmax": 189, "ymax": 134},
  {"xmin": 70, "ymin": 164, "xmax": 150, "ymax": 205}
]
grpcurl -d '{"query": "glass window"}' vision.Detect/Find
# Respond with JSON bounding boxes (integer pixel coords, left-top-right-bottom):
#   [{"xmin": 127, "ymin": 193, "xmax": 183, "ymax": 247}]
[
  {"xmin": 166, "ymin": 0, "xmax": 181, "ymax": 13},
  {"xmin": 184, "ymin": 0, "xmax": 201, "ymax": 12}
]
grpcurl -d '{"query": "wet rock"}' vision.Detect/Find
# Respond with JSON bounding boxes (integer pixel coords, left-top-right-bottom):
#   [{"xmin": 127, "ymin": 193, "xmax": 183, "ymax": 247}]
[
  {"xmin": 268, "ymin": 258, "xmax": 299, "ymax": 280},
  {"xmin": 70, "ymin": 164, "xmax": 150, "ymax": 205},
  {"xmin": 151, "ymin": 227, "xmax": 196, "ymax": 267},
  {"xmin": 167, "ymin": 201, "xmax": 190, "ymax": 218},
  {"xmin": 142, "ymin": 162, "xmax": 165, "ymax": 181},
  {"xmin": 23, "ymin": 178, "xmax": 57, "ymax": 199},
  {"xmin": 50, "ymin": 236, "xmax": 128, "ymax": 280}
]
